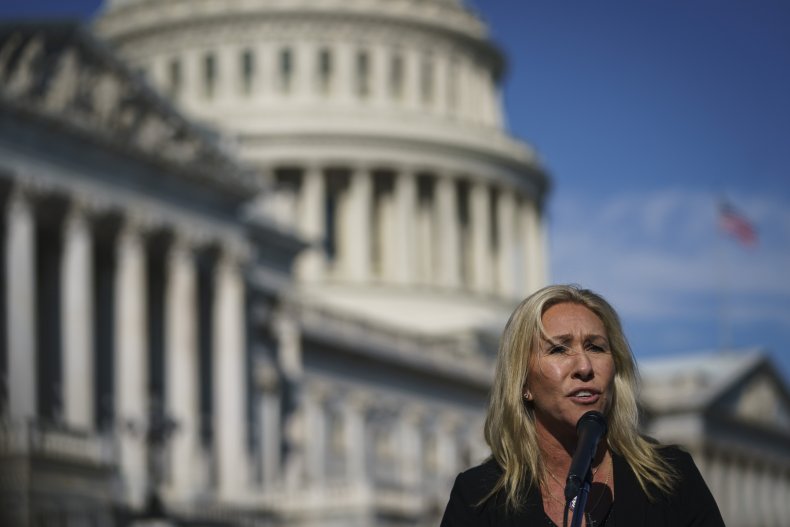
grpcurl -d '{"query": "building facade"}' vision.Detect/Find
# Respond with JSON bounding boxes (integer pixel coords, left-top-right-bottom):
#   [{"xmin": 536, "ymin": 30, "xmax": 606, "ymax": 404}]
[
  {"xmin": 1, "ymin": 0, "xmax": 550, "ymax": 523},
  {"xmin": 0, "ymin": 20, "xmax": 303, "ymax": 526},
  {"xmin": 640, "ymin": 351, "xmax": 790, "ymax": 527},
  {"xmin": 2, "ymin": 2, "xmax": 789, "ymax": 527},
  {"xmin": 94, "ymin": 0, "xmax": 550, "ymax": 338}
]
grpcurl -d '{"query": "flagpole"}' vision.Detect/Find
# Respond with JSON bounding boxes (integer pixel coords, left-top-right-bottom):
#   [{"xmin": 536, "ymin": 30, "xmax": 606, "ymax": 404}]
[
  {"xmin": 715, "ymin": 197, "xmax": 757, "ymax": 352},
  {"xmin": 715, "ymin": 213, "xmax": 732, "ymax": 352}
]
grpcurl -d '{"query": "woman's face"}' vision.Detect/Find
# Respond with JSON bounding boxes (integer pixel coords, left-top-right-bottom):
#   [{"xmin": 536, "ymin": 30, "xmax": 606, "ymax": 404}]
[{"xmin": 525, "ymin": 302, "xmax": 616, "ymax": 440}]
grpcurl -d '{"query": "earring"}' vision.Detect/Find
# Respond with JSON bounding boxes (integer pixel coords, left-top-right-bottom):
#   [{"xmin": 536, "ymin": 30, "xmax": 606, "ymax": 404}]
[{"xmin": 522, "ymin": 390, "xmax": 532, "ymax": 401}]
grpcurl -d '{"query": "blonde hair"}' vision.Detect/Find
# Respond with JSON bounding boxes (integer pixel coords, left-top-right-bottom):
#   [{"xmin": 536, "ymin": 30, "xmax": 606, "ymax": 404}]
[{"xmin": 483, "ymin": 284, "xmax": 677, "ymax": 510}]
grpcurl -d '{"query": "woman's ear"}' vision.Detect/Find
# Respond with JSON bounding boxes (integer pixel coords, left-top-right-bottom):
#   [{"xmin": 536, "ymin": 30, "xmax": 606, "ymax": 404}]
[{"xmin": 522, "ymin": 388, "xmax": 532, "ymax": 401}]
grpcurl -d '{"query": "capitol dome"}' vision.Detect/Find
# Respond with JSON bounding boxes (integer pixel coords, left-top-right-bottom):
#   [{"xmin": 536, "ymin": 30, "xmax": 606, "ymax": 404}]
[
  {"xmin": 6, "ymin": 5, "xmax": 789, "ymax": 527},
  {"xmin": 95, "ymin": 0, "xmax": 550, "ymax": 336}
]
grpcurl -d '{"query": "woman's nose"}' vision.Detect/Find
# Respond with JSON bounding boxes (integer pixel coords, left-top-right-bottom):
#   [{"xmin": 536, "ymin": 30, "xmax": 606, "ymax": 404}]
[{"xmin": 572, "ymin": 349, "xmax": 594, "ymax": 379}]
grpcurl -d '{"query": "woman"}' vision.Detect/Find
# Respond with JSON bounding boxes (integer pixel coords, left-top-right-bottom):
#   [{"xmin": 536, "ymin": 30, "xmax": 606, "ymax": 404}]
[{"xmin": 441, "ymin": 285, "xmax": 724, "ymax": 526}]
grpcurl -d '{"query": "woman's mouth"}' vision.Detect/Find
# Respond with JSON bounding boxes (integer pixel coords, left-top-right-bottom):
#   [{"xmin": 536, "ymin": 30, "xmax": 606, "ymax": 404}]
[{"xmin": 568, "ymin": 389, "xmax": 600, "ymax": 404}]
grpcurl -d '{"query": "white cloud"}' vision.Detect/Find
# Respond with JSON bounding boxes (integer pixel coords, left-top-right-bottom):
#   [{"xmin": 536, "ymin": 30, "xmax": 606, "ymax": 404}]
[{"xmin": 549, "ymin": 188, "xmax": 790, "ymax": 322}]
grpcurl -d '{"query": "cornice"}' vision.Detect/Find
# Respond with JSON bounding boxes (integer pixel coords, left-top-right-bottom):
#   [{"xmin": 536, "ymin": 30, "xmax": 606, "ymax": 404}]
[
  {"xmin": 0, "ymin": 22, "xmax": 260, "ymax": 202},
  {"xmin": 109, "ymin": 17, "xmax": 488, "ymax": 58},
  {"xmin": 296, "ymin": 299, "xmax": 494, "ymax": 391},
  {"xmin": 226, "ymin": 115, "xmax": 550, "ymax": 196},
  {"xmin": 99, "ymin": 0, "xmax": 483, "ymax": 35},
  {"xmin": 95, "ymin": 0, "xmax": 500, "ymax": 68}
]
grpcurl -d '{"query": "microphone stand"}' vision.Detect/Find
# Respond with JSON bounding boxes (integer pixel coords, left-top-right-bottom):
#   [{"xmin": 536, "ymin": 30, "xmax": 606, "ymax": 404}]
[
  {"xmin": 565, "ymin": 467, "xmax": 592, "ymax": 527},
  {"xmin": 563, "ymin": 411, "xmax": 607, "ymax": 527}
]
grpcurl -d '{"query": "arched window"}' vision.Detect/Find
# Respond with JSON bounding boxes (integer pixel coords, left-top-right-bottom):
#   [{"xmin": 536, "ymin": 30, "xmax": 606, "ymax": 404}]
[
  {"xmin": 389, "ymin": 52, "xmax": 404, "ymax": 100},
  {"xmin": 447, "ymin": 56, "xmax": 459, "ymax": 113},
  {"xmin": 420, "ymin": 54, "xmax": 434, "ymax": 104},
  {"xmin": 279, "ymin": 47, "xmax": 293, "ymax": 94},
  {"xmin": 317, "ymin": 47, "xmax": 332, "ymax": 95},
  {"xmin": 167, "ymin": 58, "xmax": 181, "ymax": 98},
  {"xmin": 240, "ymin": 48, "xmax": 254, "ymax": 96},
  {"xmin": 356, "ymin": 50, "xmax": 371, "ymax": 98},
  {"xmin": 202, "ymin": 52, "xmax": 216, "ymax": 99}
]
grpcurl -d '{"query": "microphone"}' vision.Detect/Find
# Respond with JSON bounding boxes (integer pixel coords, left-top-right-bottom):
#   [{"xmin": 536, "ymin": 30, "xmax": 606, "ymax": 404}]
[{"xmin": 564, "ymin": 410, "xmax": 608, "ymax": 503}]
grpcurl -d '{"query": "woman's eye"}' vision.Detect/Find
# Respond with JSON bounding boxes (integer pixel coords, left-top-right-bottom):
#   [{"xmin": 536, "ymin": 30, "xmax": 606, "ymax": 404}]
[
  {"xmin": 548, "ymin": 345, "xmax": 566, "ymax": 354},
  {"xmin": 587, "ymin": 344, "xmax": 606, "ymax": 353}
]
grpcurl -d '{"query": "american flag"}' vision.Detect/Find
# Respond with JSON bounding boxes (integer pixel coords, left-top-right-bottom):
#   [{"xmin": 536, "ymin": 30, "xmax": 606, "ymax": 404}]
[{"xmin": 718, "ymin": 201, "xmax": 757, "ymax": 246}]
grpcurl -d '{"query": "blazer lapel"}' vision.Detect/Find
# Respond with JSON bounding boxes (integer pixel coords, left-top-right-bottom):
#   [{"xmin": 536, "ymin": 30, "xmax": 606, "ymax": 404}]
[
  {"xmin": 504, "ymin": 456, "xmax": 650, "ymax": 526},
  {"xmin": 612, "ymin": 451, "xmax": 648, "ymax": 525},
  {"xmin": 501, "ymin": 484, "xmax": 547, "ymax": 526}
]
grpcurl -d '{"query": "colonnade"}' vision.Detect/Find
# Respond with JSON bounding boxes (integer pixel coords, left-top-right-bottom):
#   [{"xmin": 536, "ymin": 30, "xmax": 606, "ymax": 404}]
[
  {"xmin": 142, "ymin": 34, "xmax": 502, "ymax": 127},
  {"xmin": 1, "ymin": 183, "xmax": 249, "ymax": 507},
  {"xmin": 285, "ymin": 382, "xmax": 478, "ymax": 495},
  {"xmin": 697, "ymin": 448, "xmax": 790, "ymax": 527},
  {"xmin": 250, "ymin": 374, "xmax": 479, "ymax": 501},
  {"xmin": 271, "ymin": 164, "xmax": 545, "ymax": 298}
]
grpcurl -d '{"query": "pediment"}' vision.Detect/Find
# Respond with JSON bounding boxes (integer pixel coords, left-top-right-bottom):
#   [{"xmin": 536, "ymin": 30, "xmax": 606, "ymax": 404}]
[
  {"xmin": 0, "ymin": 23, "xmax": 258, "ymax": 198},
  {"xmin": 716, "ymin": 371, "xmax": 790, "ymax": 433}
]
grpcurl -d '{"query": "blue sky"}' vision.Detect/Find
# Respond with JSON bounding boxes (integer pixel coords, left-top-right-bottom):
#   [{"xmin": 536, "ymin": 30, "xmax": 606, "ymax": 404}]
[
  {"xmin": 473, "ymin": 1, "xmax": 790, "ymax": 380},
  {"xmin": 3, "ymin": 1, "xmax": 790, "ymax": 381}
]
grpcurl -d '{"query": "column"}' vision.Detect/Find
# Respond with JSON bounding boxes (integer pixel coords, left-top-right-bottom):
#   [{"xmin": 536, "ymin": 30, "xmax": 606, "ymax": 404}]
[
  {"xmin": 371, "ymin": 43, "xmax": 389, "ymax": 108},
  {"xmin": 399, "ymin": 408, "xmax": 422, "ymax": 489},
  {"xmin": 447, "ymin": 56, "xmax": 460, "ymax": 118},
  {"xmin": 706, "ymin": 452, "xmax": 724, "ymax": 516},
  {"xmin": 434, "ymin": 54, "xmax": 450, "ymax": 117},
  {"xmin": 436, "ymin": 415, "xmax": 459, "ymax": 486},
  {"xmin": 688, "ymin": 447, "xmax": 705, "ymax": 481},
  {"xmin": 436, "ymin": 174, "xmax": 460, "ymax": 288},
  {"xmin": 488, "ymin": 73, "xmax": 505, "ymax": 128},
  {"xmin": 480, "ymin": 67, "xmax": 495, "ymax": 127},
  {"xmin": 742, "ymin": 462, "xmax": 756, "ymax": 524},
  {"xmin": 61, "ymin": 202, "xmax": 94, "ymax": 430},
  {"xmin": 415, "ymin": 179, "xmax": 434, "ymax": 285},
  {"xmin": 276, "ymin": 313, "xmax": 305, "ymax": 491},
  {"xmin": 181, "ymin": 49, "xmax": 200, "ymax": 107},
  {"xmin": 519, "ymin": 197, "xmax": 545, "ymax": 293},
  {"xmin": 296, "ymin": 165, "xmax": 326, "ymax": 283},
  {"xmin": 257, "ymin": 379, "xmax": 281, "ymax": 490},
  {"xmin": 375, "ymin": 178, "xmax": 396, "ymax": 281},
  {"xmin": 403, "ymin": 47, "xmax": 420, "ymax": 110},
  {"xmin": 724, "ymin": 458, "xmax": 739, "ymax": 526},
  {"xmin": 148, "ymin": 55, "xmax": 168, "ymax": 95},
  {"xmin": 342, "ymin": 167, "xmax": 372, "ymax": 283},
  {"xmin": 756, "ymin": 464, "xmax": 772, "ymax": 527},
  {"xmin": 469, "ymin": 62, "xmax": 483, "ymax": 125},
  {"xmin": 335, "ymin": 41, "xmax": 354, "ymax": 104},
  {"xmin": 164, "ymin": 236, "xmax": 199, "ymax": 500},
  {"xmin": 776, "ymin": 468, "xmax": 790, "ymax": 527},
  {"xmin": 114, "ymin": 219, "xmax": 148, "ymax": 507},
  {"xmin": 469, "ymin": 416, "xmax": 488, "ymax": 463},
  {"xmin": 496, "ymin": 189, "xmax": 516, "ymax": 297},
  {"xmin": 304, "ymin": 387, "xmax": 327, "ymax": 486},
  {"xmin": 343, "ymin": 393, "xmax": 367, "ymax": 487},
  {"xmin": 779, "ymin": 469, "xmax": 790, "ymax": 526},
  {"xmin": 464, "ymin": 59, "xmax": 481, "ymax": 125},
  {"xmin": 469, "ymin": 180, "xmax": 492, "ymax": 293},
  {"xmin": 535, "ymin": 201, "xmax": 549, "ymax": 290},
  {"xmin": 217, "ymin": 45, "xmax": 236, "ymax": 102},
  {"xmin": 213, "ymin": 248, "xmax": 248, "ymax": 501},
  {"xmin": 777, "ymin": 468, "xmax": 790, "ymax": 526},
  {"xmin": 258, "ymin": 42, "xmax": 275, "ymax": 102},
  {"xmin": 296, "ymin": 40, "xmax": 314, "ymax": 100},
  {"xmin": 393, "ymin": 169, "xmax": 416, "ymax": 285},
  {"xmin": 5, "ymin": 189, "xmax": 36, "ymax": 421},
  {"xmin": 456, "ymin": 58, "xmax": 470, "ymax": 123}
]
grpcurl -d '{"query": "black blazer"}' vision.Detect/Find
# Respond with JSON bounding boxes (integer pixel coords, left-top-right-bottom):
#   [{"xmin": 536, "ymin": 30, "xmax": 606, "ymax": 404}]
[{"xmin": 441, "ymin": 445, "xmax": 725, "ymax": 526}]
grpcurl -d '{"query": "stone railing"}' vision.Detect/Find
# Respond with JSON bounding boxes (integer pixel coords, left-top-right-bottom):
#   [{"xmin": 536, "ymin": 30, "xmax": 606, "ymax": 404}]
[
  {"xmin": 98, "ymin": 0, "xmax": 487, "ymax": 46},
  {"xmin": 297, "ymin": 302, "xmax": 494, "ymax": 387},
  {"xmin": 0, "ymin": 417, "xmax": 116, "ymax": 466}
]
